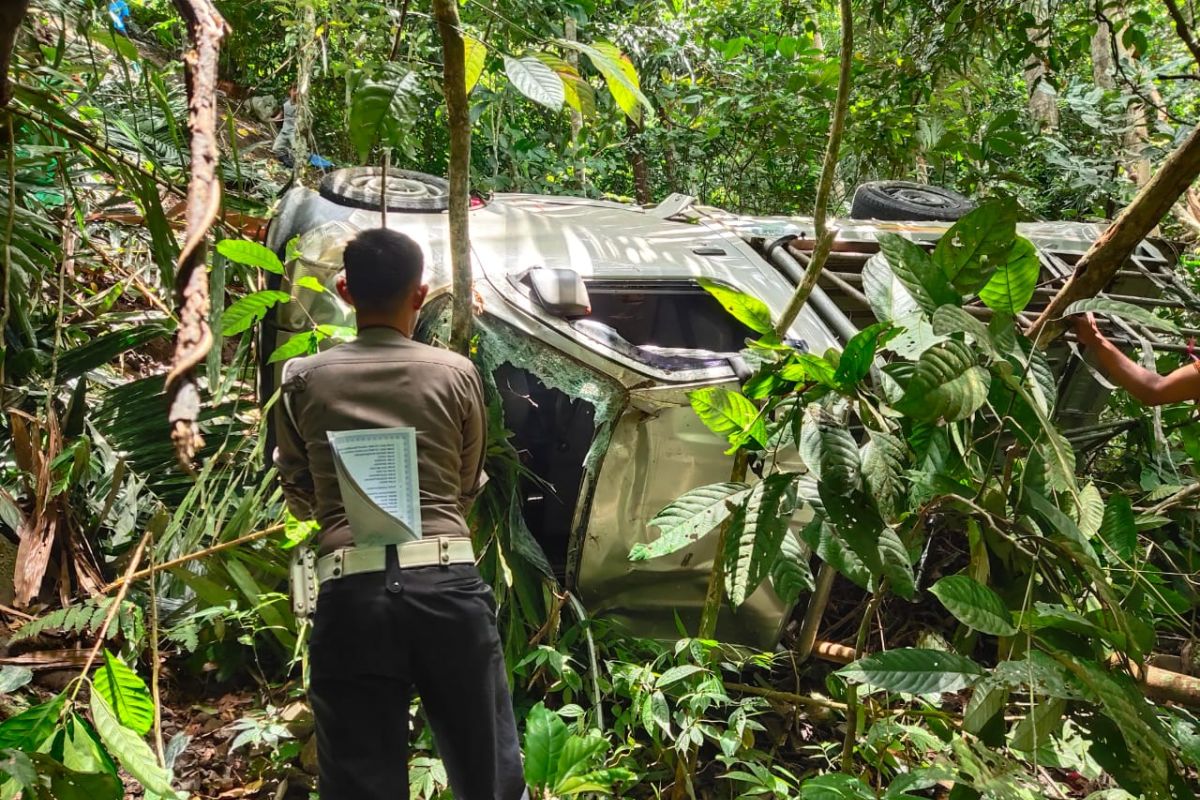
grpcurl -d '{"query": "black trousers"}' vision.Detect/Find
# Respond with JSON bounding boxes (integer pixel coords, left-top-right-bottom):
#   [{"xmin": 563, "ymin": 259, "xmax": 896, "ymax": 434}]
[{"xmin": 308, "ymin": 557, "xmax": 527, "ymax": 800}]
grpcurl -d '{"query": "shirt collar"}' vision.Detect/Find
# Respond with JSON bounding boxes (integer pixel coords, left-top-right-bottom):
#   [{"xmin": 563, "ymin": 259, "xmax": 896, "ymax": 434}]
[{"xmin": 354, "ymin": 325, "xmax": 410, "ymax": 344}]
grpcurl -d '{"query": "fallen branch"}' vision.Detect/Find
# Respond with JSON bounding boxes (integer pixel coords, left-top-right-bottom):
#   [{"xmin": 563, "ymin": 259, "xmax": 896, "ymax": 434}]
[
  {"xmin": 1026, "ymin": 122, "xmax": 1200, "ymax": 346},
  {"xmin": 726, "ymin": 681, "xmax": 846, "ymax": 712},
  {"xmin": 166, "ymin": 0, "xmax": 229, "ymax": 470},
  {"xmin": 99, "ymin": 522, "xmax": 284, "ymax": 595}
]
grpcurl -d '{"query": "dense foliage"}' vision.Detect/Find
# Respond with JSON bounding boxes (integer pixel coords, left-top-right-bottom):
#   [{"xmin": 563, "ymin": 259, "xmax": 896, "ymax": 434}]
[{"xmin": 1, "ymin": 0, "xmax": 1200, "ymax": 798}]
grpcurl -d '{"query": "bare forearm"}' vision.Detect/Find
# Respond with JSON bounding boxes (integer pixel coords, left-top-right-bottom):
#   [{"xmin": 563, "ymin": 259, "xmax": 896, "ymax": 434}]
[{"xmin": 1090, "ymin": 337, "xmax": 1166, "ymax": 404}]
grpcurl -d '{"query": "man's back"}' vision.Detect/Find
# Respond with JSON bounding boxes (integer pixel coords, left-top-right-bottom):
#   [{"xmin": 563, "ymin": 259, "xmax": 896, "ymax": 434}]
[{"xmin": 275, "ymin": 326, "xmax": 487, "ymax": 554}]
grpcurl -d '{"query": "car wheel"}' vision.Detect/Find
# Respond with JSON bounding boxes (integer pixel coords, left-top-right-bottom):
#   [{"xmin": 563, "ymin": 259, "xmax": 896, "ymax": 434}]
[
  {"xmin": 849, "ymin": 180, "xmax": 975, "ymax": 222},
  {"xmin": 318, "ymin": 167, "xmax": 450, "ymax": 213}
]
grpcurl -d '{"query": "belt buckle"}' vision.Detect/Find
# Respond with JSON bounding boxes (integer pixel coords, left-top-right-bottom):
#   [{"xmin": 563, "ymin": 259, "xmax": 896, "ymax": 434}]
[{"xmin": 438, "ymin": 536, "xmax": 451, "ymax": 566}]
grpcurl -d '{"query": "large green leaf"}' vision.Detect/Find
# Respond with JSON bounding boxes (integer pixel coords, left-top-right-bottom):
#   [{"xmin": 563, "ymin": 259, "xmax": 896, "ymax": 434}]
[
  {"xmin": 504, "ymin": 56, "xmax": 565, "ymax": 111},
  {"xmin": 860, "ymin": 430, "xmax": 907, "ymax": 523},
  {"xmin": 877, "ymin": 233, "xmax": 959, "ymax": 314},
  {"xmin": 979, "ymin": 237, "xmax": 1040, "ymax": 313},
  {"xmin": 464, "ymin": 37, "xmax": 487, "ymax": 94},
  {"xmin": 839, "ymin": 648, "xmax": 985, "ymax": 694},
  {"xmin": 348, "ymin": 66, "xmax": 421, "ymax": 161},
  {"xmin": 698, "ymin": 278, "xmax": 772, "ymax": 334},
  {"xmin": 1098, "ymin": 494, "xmax": 1137, "ymax": 561},
  {"xmin": 1077, "ymin": 482, "xmax": 1105, "ymax": 539},
  {"xmin": 688, "ymin": 387, "xmax": 766, "ymax": 449},
  {"xmin": 89, "ymin": 692, "xmax": 179, "ymax": 799},
  {"xmin": 834, "ymin": 322, "xmax": 894, "ymax": 389},
  {"xmin": 770, "ymin": 531, "xmax": 814, "ymax": 604},
  {"xmin": 523, "ymin": 714, "xmax": 573, "ymax": 780},
  {"xmin": 876, "ymin": 526, "xmax": 915, "ymax": 600},
  {"xmin": 861, "ymin": 253, "xmax": 921, "ymax": 322},
  {"xmin": 62, "ymin": 715, "xmax": 118, "ymax": 783},
  {"xmin": 222, "ymin": 290, "xmax": 291, "ymax": 336},
  {"xmin": 963, "ymin": 678, "xmax": 1008, "ymax": 736},
  {"xmin": 929, "ymin": 575, "xmax": 1017, "ymax": 636},
  {"xmin": 895, "ymin": 340, "xmax": 991, "ymax": 422},
  {"xmin": 25, "ymin": 752, "xmax": 123, "ymax": 800},
  {"xmin": 630, "ymin": 482, "xmax": 750, "ymax": 560},
  {"xmin": 1008, "ymin": 696, "xmax": 1066, "ymax": 752},
  {"xmin": 932, "ymin": 198, "xmax": 1018, "ymax": 294},
  {"xmin": 0, "ymin": 749, "xmax": 36, "ymax": 791},
  {"xmin": 215, "ymin": 239, "xmax": 283, "ymax": 274},
  {"xmin": 1027, "ymin": 490, "xmax": 1097, "ymax": 566},
  {"xmin": 802, "ymin": 519, "xmax": 871, "ymax": 589},
  {"xmin": 569, "ymin": 41, "xmax": 654, "ymax": 123},
  {"xmin": 93, "ymin": 650, "xmax": 155, "ymax": 736},
  {"xmin": 723, "ymin": 473, "xmax": 795, "ymax": 607},
  {"xmin": 1063, "ymin": 298, "xmax": 1180, "ymax": 334},
  {"xmin": 807, "ymin": 411, "xmax": 861, "ymax": 494},
  {"xmin": 532, "ymin": 53, "xmax": 596, "ymax": 116},
  {"xmin": 0, "ymin": 694, "xmax": 65, "ymax": 752},
  {"xmin": 930, "ymin": 304, "xmax": 999, "ymax": 360},
  {"xmin": 552, "ymin": 732, "xmax": 607, "ymax": 791}
]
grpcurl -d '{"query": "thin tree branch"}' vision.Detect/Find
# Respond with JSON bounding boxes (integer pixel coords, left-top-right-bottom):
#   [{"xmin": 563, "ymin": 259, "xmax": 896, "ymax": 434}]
[
  {"xmin": 774, "ymin": 0, "xmax": 853, "ymax": 337},
  {"xmin": 100, "ymin": 522, "xmax": 284, "ymax": 594},
  {"xmin": 1164, "ymin": 0, "xmax": 1200, "ymax": 68}
]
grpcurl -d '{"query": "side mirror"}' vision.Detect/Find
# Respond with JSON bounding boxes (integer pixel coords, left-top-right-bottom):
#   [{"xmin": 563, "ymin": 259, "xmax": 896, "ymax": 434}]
[{"xmin": 526, "ymin": 267, "xmax": 591, "ymax": 318}]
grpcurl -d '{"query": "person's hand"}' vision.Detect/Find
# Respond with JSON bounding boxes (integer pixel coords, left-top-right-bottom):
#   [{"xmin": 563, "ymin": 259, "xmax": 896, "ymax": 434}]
[{"xmin": 1073, "ymin": 312, "xmax": 1103, "ymax": 348}]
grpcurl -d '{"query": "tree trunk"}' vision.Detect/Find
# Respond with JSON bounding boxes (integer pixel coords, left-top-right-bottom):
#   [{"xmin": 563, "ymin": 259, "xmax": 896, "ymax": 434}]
[
  {"xmin": 432, "ymin": 0, "xmax": 473, "ymax": 355},
  {"xmin": 1024, "ymin": 1, "xmax": 1058, "ymax": 130},
  {"xmin": 0, "ymin": 0, "xmax": 29, "ymax": 107},
  {"xmin": 564, "ymin": 16, "xmax": 585, "ymax": 193},
  {"xmin": 626, "ymin": 116, "xmax": 651, "ymax": 205},
  {"xmin": 1094, "ymin": 13, "xmax": 1151, "ymax": 186},
  {"xmin": 293, "ymin": 0, "xmax": 317, "ymax": 179},
  {"xmin": 1027, "ymin": 122, "xmax": 1200, "ymax": 346}
]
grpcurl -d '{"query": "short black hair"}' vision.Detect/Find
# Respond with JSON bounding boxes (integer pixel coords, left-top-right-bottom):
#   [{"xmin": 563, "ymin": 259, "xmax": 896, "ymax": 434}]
[{"xmin": 341, "ymin": 228, "xmax": 424, "ymax": 314}]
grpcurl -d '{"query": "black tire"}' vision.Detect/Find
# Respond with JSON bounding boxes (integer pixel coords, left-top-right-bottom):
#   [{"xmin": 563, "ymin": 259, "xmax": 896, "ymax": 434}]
[
  {"xmin": 849, "ymin": 180, "xmax": 974, "ymax": 222},
  {"xmin": 318, "ymin": 167, "xmax": 450, "ymax": 212}
]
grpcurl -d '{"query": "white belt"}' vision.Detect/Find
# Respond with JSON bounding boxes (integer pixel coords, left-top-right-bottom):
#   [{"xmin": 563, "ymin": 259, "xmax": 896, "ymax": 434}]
[{"xmin": 316, "ymin": 537, "xmax": 475, "ymax": 584}]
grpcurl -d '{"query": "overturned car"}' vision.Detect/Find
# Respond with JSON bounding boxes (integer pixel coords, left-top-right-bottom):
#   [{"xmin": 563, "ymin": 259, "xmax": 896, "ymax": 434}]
[{"xmin": 261, "ymin": 170, "xmax": 1189, "ymax": 648}]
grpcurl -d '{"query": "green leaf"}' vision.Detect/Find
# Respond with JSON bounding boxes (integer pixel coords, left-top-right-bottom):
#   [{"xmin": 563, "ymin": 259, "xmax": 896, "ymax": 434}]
[
  {"xmin": 552, "ymin": 733, "xmax": 607, "ymax": 791},
  {"xmin": 348, "ymin": 66, "xmax": 421, "ymax": 162},
  {"xmin": 688, "ymin": 387, "xmax": 766, "ymax": 449},
  {"xmin": 295, "ymin": 276, "xmax": 325, "ymax": 293},
  {"xmin": 504, "ymin": 55, "xmax": 565, "ymax": 111},
  {"xmin": 932, "ymin": 198, "xmax": 1018, "ymax": 294},
  {"xmin": 1099, "ymin": 494, "xmax": 1137, "ymax": 562},
  {"xmin": 215, "ymin": 240, "xmax": 283, "ymax": 274},
  {"xmin": 862, "ymin": 253, "xmax": 921, "ymax": 322},
  {"xmin": 979, "ymin": 237, "xmax": 1039, "ymax": 313},
  {"xmin": 801, "ymin": 773, "xmax": 875, "ymax": 799},
  {"xmin": 221, "ymin": 290, "xmax": 290, "ymax": 336},
  {"xmin": 963, "ymin": 679, "xmax": 1008, "ymax": 735},
  {"xmin": 268, "ymin": 331, "xmax": 320, "ymax": 363},
  {"xmin": 834, "ymin": 322, "xmax": 894, "ymax": 389},
  {"xmin": 0, "ymin": 667, "xmax": 32, "ymax": 694},
  {"xmin": 576, "ymin": 41, "xmax": 653, "ymax": 123},
  {"xmin": 89, "ymin": 691, "xmax": 180, "ymax": 799},
  {"xmin": 1027, "ymin": 490, "xmax": 1098, "ymax": 566},
  {"xmin": 931, "ymin": 305, "xmax": 998, "ymax": 360},
  {"xmin": 1077, "ymin": 483, "xmax": 1105, "ymax": 539},
  {"xmin": 770, "ymin": 531, "xmax": 814, "ymax": 604},
  {"xmin": 25, "ymin": 752, "xmax": 123, "ymax": 800},
  {"xmin": 0, "ymin": 749, "xmax": 36, "ymax": 790},
  {"xmin": 91, "ymin": 27, "xmax": 140, "ymax": 61},
  {"xmin": 860, "ymin": 431, "xmax": 907, "ymax": 523},
  {"xmin": 876, "ymin": 526, "xmax": 915, "ymax": 600},
  {"xmin": 1062, "ymin": 298, "xmax": 1180, "ymax": 334},
  {"xmin": 877, "ymin": 233, "xmax": 959, "ymax": 315},
  {"xmin": 895, "ymin": 340, "xmax": 991, "ymax": 422},
  {"xmin": 62, "ymin": 715, "xmax": 118, "ymax": 782},
  {"xmin": 698, "ymin": 278, "xmax": 772, "ymax": 334},
  {"xmin": 780, "ymin": 353, "xmax": 837, "ymax": 386},
  {"xmin": 631, "ymin": 482, "xmax": 750, "ymax": 561},
  {"xmin": 802, "ymin": 518, "xmax": 871, "ymax": 589},
  {"xmin": 93, "ymin": 650, "xmax": 154, "ymax": 736},
  {"xmin": 724, "ymin": 473, "xmax": 794, "ymax": 607},
  {"xmin": 464, "ymin": 37, "xmax": 487, "ymax": 94},
  {"xmin": 929, "ymin": 575, "xmax": 1017, "ymax": 636},
  {"xmin": 1009, "ymin": 696, "xmax": 1066, "ymax": 752},
  {"xmin": 532, "ymin": 53, "xmax": 596, "ymax": 116},
  {"xmin": 0, "ymin": 694, "xmax": 65, "ymax": 751},
  {"xmin": 839, "ymin": 648, "xmax": 985, "ymax": 694},
  {"xmin": 806, "ymin": 410, "xmax": 861, "ymax": 494},
  {"xmin": 656, "ymin": 665, "xmax": 705, "ymax": 689}
]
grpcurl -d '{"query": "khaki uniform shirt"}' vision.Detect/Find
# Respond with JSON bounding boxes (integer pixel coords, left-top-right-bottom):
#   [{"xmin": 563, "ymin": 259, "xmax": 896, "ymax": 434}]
[{"xmin": 274, "ymin": 326, "xmax": 487, "ymax": 554}]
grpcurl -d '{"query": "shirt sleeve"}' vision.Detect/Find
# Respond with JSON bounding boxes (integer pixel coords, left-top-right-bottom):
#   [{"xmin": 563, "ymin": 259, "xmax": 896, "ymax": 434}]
[
  {"xmin": 458, "ymin": 365, "xmax": 489, "ymax": 513},
  {"xmin": 275, "ymin": 364, "xmax": 317, "ymax": 520}
]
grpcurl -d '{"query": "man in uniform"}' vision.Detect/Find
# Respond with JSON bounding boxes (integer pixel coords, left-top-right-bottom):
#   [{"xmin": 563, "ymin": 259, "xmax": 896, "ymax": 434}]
[{"xmin": 274, "ymin": 228, "xmax": 527, "ymax": 800}]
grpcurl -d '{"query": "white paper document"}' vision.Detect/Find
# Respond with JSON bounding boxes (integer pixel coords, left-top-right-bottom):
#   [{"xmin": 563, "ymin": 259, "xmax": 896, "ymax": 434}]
[{"xmin": 327, "ymin": 427, "xmax": 422, "ymax": 545}]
